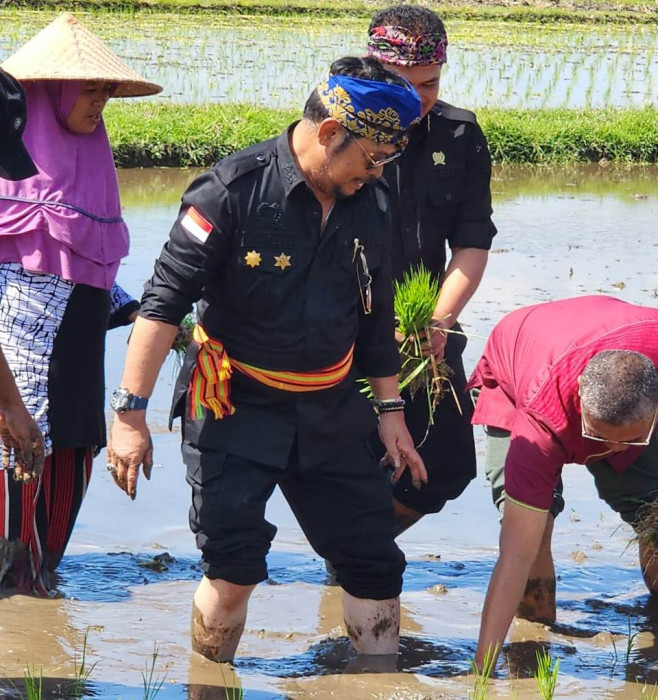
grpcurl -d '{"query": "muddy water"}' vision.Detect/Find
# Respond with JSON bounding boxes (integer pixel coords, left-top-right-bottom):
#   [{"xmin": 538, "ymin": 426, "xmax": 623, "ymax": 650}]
[{"xmin": 0, "ymin": 165, "xmax": 656, "ymax": 699}]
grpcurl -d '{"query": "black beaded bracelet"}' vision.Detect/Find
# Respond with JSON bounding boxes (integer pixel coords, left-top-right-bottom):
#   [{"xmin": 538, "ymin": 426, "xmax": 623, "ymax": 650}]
[{"xmin": 372, "ymin": 397, "xmax": 406, "ymax": 415}]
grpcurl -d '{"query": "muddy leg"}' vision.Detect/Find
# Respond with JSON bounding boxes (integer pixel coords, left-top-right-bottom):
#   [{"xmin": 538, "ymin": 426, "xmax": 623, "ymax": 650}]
[
  {"xmin": 393, "ymin": 498, "xmax": 423, "ymax": 538},
  {"xmin": 516, "ymin": 516, "xmax": 556, "ymax": 622},
  {"xmin": 639, "ymin": 540, "xmax": 658, "ymax": 594},
  {"xmin": 191, "ymin": 576, "xmax": 255, "ymax": 662},
  {"xmin": 342, "ymin": 590, "xmax": 399, "ymax": 659}
]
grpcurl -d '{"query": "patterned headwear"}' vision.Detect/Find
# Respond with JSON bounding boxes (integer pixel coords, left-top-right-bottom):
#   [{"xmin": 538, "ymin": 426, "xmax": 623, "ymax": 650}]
[
  {"xmin": 367, "ymin": 25, "xmax": 448, "ymax": 67},
  {"xmin": 316, "ymin": 72, "xmax": 421, "ymax": 147}
]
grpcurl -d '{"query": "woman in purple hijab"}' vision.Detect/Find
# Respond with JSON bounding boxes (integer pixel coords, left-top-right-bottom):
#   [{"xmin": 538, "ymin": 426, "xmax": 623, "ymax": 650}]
[{"xmin": 0, "ymin": 13, "xmax": 161, "ymax": 594}]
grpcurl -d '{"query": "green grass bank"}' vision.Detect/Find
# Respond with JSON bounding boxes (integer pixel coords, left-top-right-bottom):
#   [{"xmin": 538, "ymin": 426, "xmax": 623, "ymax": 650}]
[
  {"xmin": 105, "ymin": 103, "xmax": 658, "ymax": 167},
  {"xmin": 12, "ymin": 0, "xmax": 658, "ymax": 24}
]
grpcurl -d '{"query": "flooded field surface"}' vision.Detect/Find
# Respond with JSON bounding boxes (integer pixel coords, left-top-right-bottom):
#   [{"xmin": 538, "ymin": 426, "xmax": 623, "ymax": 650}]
[
  {"xmin": 0, "ymin": 164, "xmax": 656, "ymax": 698},
  {"xmin": 2, "ymin": 10, "xmax": 658, "ymax": 109}
]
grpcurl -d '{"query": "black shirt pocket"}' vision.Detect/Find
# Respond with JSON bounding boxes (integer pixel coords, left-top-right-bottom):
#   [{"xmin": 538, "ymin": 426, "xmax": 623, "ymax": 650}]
[
  {"xmin": 426, "ymin": 167, "xmax": 465, "ymax": 209},
  {"xmin": 225, "ymin": 245, "xmax": 291, "ymax": 319}
]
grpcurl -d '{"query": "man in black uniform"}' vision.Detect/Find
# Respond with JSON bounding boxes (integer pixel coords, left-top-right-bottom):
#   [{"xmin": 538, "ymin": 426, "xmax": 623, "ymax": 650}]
[
  {"xmin": 367, "ymin": 6, "xmax": 497, "ymax": 534},
  {"xmin": 107, "ymin": 57, "xmax": 427, "ymax": 663}
]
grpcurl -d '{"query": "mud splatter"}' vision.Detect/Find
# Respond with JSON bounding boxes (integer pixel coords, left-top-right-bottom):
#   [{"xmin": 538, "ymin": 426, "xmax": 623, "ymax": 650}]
[{"xmin": 192, "ymin": 602, "xmax": 244, "ymax": 662}]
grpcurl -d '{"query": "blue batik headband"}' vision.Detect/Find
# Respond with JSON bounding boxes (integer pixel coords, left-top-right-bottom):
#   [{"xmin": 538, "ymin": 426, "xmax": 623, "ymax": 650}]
[{"xmin": 317, "ymin": 72, "xmax": 421, "ymax": 147}]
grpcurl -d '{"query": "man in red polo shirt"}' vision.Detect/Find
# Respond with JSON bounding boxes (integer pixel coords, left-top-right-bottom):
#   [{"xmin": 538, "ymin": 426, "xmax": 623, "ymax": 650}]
[{"xmin": 468, "ymin": 295, "xmax": 658, "ymax": 668}]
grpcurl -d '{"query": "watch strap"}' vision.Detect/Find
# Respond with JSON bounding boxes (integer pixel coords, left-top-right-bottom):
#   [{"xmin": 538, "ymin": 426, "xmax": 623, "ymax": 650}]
[{"xmin": 127, "ymin": 394, "xmax": 149, "ymax": 411}]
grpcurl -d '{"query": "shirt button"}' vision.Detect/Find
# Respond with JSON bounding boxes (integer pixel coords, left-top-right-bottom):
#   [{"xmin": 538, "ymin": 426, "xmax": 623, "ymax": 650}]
[
  {"xmin": 256, "ymin": 155, "xmax": 266, "ymax": 162},
  {"xmin": 404, "ymin": 226, "xmax": 413, "ymax": 236},
  {"xmin": 445, "ymin": 194, "xmax": 452, "ymax": 202}
]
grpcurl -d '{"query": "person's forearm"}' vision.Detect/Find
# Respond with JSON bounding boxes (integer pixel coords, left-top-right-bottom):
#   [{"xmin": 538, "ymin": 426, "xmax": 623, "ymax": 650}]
[
  {"xmin": 476, "ymin": 501, "xmax": 548, "ymax": 667},
  {"xmin": 476, "ymin": 550, "xmax": 535, "ymax": 666},
  {"xmin": 433, "ymin": 248, "xmax": 488, "ymax": 326},
  {"xmin": 0, "ymin": 350, "xmax": 25, "ymax": 411},
  {"xmin": 366, "ymin": 376, "xmax": 400, "ymax": 401},
  {"xmin": 119, "ymin": 316, "xmax": 179, "ymax": 398}
]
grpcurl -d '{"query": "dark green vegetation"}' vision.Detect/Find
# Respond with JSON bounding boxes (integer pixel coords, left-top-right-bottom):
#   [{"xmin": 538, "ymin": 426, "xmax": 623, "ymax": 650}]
[
  {"xmin": 11, "ymin": 0, "xmax": 658, "ymax": 25},
  {"xmin": 105, "ymin": 103, "xmax": 658, "ymax": 167}
]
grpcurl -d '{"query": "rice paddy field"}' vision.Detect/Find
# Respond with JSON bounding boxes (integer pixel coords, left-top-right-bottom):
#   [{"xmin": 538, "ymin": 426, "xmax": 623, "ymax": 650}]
[
  {"xmin": 3, "ymin": 10, "xmax": 658, "ymax": 110},
  {"xmin": 1, "ymin": 4, "xmax": 658, "ymax": 699},
  {"xmin": 1, "ymin": 164, "xmax": 657, "ymax": 699}
]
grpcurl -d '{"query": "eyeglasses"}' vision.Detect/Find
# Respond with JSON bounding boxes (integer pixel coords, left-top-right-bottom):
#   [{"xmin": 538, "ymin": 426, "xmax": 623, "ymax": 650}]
[
  {"xmin": 352, "ymin": 238, "xmax": 372, "ymax": 315},
  {"xmin": 350, "ymin": 134, "xmax": 402, "ymax": 170},
  {"xmin": 581, "ymin": 406, "xmax": 658, "ymax": 447}
]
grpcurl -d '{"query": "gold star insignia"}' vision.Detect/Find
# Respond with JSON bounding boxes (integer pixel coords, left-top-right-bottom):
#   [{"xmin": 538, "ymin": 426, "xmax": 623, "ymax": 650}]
[
  {"xmin": 274, "ymin": 253, "xmax": 292, "ymax": 271},
  {"xmin": 432, "ymin": 151, "xmax": 446, "ymax": 166},
  {"xmin": 244, "ymin": 250, "xmax": 262, "ymax": 268}
]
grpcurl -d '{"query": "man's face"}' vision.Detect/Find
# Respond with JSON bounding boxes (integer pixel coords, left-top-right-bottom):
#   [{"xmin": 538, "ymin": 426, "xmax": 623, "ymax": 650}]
[
  {"xmin": 581, "ymin": 407, "xmax": 658, "ymax": 454},
  {"xmin": 66, "ymin": 80, "xmax": 112, "ymax": 135},
  {"xmin": 385, "ymin": 64, "xmax": 441, "ymax": 120},
  {"xmin": 316, "ymin": 128, "xmax": 397, "ymax": 198}
]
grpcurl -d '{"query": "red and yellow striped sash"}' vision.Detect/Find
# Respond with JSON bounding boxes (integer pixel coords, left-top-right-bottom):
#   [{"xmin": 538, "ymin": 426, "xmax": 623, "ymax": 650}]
[{"xmin": 189, "ymin": 325, "xmax": 354, "ymax": 420}]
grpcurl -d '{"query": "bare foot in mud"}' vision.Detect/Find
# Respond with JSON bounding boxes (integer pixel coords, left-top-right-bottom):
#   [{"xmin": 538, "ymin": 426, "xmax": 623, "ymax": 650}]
[{"xmin": 343, "ymin": 653, "xmax": 398, "ymax": 673}]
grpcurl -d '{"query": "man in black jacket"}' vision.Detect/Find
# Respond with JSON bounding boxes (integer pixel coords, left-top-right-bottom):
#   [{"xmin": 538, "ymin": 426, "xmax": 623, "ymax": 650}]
[
  {"xmin": 367, "ymin": 6, "xmax": 498, "ymax": 534},
  {"xmin": 107, "ymin": 57, "xmax": 426, "ymax": 663}
]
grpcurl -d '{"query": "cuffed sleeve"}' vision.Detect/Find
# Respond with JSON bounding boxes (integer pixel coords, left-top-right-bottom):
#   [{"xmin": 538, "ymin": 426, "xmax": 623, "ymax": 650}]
[
  {"xmin": 108, "ymin": 282, "xmax": 139, "ymax": 329},
  {"xmin": 504, "ymin": 411, "xmax": 567, "ymax": 511},
  {"xmin": 448, "ymin": 122, "xmax": 497, "ymax": 251}
]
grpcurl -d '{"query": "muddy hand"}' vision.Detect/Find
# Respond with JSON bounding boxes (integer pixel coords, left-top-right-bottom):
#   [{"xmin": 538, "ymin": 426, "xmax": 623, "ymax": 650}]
[
  {"xmin": 107, "ymin": 412, "xmax": 153, "ymax": 501},
  {"xmin": 377, "ymin": 411, "xmax": 428, "ymax": 489},
  {"xmin": 0, "ymin": 408, "xmax": 45, "ymax": 483}
]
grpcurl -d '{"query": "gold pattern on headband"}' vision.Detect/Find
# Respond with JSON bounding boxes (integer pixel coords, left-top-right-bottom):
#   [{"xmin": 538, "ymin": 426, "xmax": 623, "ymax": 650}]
[{"xmin": 318, "ymin": 77, "xmax": 409, "ymax": 147}]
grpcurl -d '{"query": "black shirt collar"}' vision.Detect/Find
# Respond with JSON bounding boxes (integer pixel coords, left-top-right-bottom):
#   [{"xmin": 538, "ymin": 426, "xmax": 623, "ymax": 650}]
[{"xmin": 276, "ymin": 124, "xmax": 307, "ymax": 198}]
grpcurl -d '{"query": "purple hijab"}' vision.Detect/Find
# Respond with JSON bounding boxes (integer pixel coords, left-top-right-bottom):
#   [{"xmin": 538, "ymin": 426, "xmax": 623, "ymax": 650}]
[{"xmin": 0, "ymin": 81, "xmax": 129, "ymax": 290}]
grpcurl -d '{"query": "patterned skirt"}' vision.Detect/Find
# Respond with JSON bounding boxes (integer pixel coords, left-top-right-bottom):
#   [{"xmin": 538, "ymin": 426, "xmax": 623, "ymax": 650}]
[{"xmin": 0, "ymin": 263, "xmax": 110, "ymax": 594}]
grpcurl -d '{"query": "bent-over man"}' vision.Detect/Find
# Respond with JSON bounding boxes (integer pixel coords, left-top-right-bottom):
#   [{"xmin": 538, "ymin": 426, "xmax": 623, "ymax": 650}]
[{"xmin": 468, "ymin": 295, "xmax": 658, "ymax": 668}]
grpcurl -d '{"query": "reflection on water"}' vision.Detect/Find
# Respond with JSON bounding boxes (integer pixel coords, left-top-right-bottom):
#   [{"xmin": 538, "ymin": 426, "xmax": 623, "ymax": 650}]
[
  {"xmin": 0, "ymin": 165, "xmax": 656, "ymax": 697},
  {"xmin": 2, "ymin": 11, "xmax": 658, "ymax": 109}
]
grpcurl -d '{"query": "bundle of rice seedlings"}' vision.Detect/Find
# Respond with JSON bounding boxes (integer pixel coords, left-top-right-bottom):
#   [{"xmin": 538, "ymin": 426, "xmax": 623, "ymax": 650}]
[
  {"xmin": 360, "ymin": 264, "xmax": 456, "ymax": 436},
  {"xmin": 170, "ymin": 312, "xmax": 196, "ymax": 364},
  {"xmin": 393, "ymin": 263, "xmax": 454, "ymax": 425}
]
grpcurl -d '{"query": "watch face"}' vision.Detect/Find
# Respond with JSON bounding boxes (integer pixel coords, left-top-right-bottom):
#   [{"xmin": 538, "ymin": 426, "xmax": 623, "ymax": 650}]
[{"xmin": 111, "ymin": 388, "xmax": 129, "ymax": 412}]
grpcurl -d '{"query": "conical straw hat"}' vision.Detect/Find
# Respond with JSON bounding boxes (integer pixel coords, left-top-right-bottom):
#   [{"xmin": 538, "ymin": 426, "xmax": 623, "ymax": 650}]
[{"xmin": 1, "ymin": 13, "xmax": 162, "ymax": 98}]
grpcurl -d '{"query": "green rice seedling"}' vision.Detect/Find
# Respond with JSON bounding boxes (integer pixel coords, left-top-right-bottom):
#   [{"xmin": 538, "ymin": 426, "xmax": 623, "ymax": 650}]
[
  {"xmin": 533, "ymin": 648, "xmax": 560, "ymax": 700},
  {"xmin": 610, "ymin": 634, "xmax": 619, "ymax": 673},
  {"xmin": 393, "ymin": 264, "xmax": 455, "ymax": 436},
  {"xmin": 12, "ymin": 665, "xmax": 43, "ymax": 700},
  {"xmin": 142, "ymin": 644, "xmax": 167, "ymax": 700},
  {"xmin": 72, "ymin": 627, "xmax": 99, "ymax": 698},
  {"xmin": 640, "ymin": 681, "xmax": 658, "ymax": 698},
  {"xmin": 220, "ymin": 664, "xmax": 244, "ymax": 700},
  {"xmin": 626, "ymin": 616, "xmax": 639, "ymax": 665},
  {"xmin": 470, "ymin": 642, "xmax": 499, "ymax": 700},
  {"xmin": 171, "ymin": 311, "xmax": 197, "ymax": 364}
]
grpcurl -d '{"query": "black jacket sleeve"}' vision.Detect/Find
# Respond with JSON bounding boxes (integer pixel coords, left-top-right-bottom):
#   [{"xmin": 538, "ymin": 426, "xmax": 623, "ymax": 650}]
[{"xmin": 139, "ymin": 168, "xmax": 234, "ymax": 326}]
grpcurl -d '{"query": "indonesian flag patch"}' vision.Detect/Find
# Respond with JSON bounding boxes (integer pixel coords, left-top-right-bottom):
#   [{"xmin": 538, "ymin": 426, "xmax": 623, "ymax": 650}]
[{"xmin": 181, "ymin": 206, "xmax": 213, "ymax": 243}]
